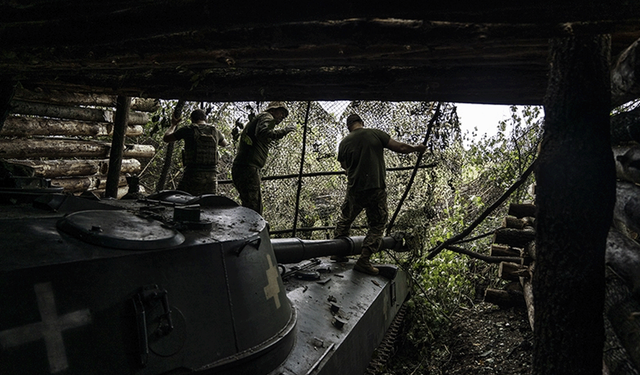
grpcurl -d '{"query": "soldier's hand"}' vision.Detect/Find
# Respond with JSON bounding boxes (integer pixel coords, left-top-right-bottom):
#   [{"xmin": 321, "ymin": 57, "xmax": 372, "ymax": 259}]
[{"xmin": 171, "ymin": 116, "xmax": 182, "ymax": 126}]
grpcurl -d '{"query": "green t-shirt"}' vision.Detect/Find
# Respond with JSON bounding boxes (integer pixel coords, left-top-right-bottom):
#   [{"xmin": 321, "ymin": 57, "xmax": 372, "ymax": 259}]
[{"xmin": 338, "ymin": 128, "xmax": 390, "ymax": 192}]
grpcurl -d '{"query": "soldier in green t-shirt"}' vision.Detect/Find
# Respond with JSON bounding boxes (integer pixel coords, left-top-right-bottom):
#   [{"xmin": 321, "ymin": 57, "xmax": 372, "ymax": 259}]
[
  {"xmin": 163, "ymin": 109, "xmax": 228, "ymax": 196},
  {"xmin": 232, "ymin": 102, "xmax": 296, "ymax": 214},
  {"xmin": 334, "ymin": 114, "xmax": 427, "ymax": 275}
]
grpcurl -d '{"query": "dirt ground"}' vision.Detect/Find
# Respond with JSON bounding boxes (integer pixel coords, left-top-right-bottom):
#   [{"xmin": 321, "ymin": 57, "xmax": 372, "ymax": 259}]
[
  {"xmin": 425, "ymin": 303, "xmax": 533, "ymax": 374},
  {"xmin": 387, "ymin": 301, "xmax": 533, "ymax": 374}
]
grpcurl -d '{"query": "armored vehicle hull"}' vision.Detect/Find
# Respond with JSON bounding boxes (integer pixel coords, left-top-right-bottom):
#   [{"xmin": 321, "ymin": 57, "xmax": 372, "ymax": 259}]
[{"xmin": 0, "ymin": 190, "xmax": 409, "ymax": 374}]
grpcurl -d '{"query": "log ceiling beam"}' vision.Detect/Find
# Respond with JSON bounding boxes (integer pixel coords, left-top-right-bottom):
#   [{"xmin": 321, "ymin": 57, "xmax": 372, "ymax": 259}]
[{"xmin": 1, "ymin": 1, "xmax": 639, "ymax": 104}]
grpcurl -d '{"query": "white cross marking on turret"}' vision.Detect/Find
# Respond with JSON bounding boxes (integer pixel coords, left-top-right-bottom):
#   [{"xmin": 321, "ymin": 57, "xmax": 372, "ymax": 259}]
[
  {"xmin": 264, "ymin": 254, "xmax": 281, "ymax": 309},
  {"xmin": 0, "ymin": 282, "xmax": 92, "ymax": 373}
]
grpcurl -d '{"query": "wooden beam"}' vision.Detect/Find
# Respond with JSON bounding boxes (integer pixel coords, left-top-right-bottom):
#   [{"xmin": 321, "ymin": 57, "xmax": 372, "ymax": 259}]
[
  {"xmin": 51, "ymin": 174, "xmax": 127, "ymax": 193},
  {"xmin": 613, "ymin": 144, "xmax": 640, "ymax": 184},
  {"xmin": 1, "ymin": 1, "xmax": 639, "ymax": 48},
  {"xmin": 0, "ymin": 116, "xmax": 143, "ymax": 137},
  {"xmin": 610, "ymin": 106, "xmax": 640, "ymax": 145},
  {"xmin": 0, "ymin": 138, "xmax": 154, "ymax": 159},
  {"xmin": 3, "ymin": 158, "xmax": 141, "ymax": 178},
  {"xmin": 612, "ymin": 38, "xmax": 640, "ymax": 107},
  {"xmin": 613, "ymin": 181, "xmax": 640, "ymax": 238},
  {"xmin": 105, "ymin": 96, "xmax": 130, "ymax": 199},
  {"xmin": 533, "ymin": 34, "xmax": 614, "ymax": 374},
  {"xmin": 12, "ymin": 87, "xmax": 159, "ymax": 112},
  {"xmin": 0, "ymin": 81, "xmax": 16, "ymax": 131},
  {"xmin": 9, "ymin": 100, "xmax": 148, "ymax": 125},
  {"xmin": 604, "ymin": 266, "xmax": 640, "ymax": 371}
]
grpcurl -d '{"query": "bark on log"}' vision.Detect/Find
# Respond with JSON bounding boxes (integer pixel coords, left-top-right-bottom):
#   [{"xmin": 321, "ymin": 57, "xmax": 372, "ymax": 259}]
[
  {"xmin": 611, "ymin": 107, "xmax": 640, "ymax": 146},
  {"xmin": 13, "ymin": 87, "xmax": 116, "ymax": 107},
  {"xmin": 613, "ymin": 145, "xmax": 640, "ymax": 184},
  {"xmin": 498, "ymin": 261, "xmax": 528, "ymax": 281},
  {"xmin": 1, "ymin": 115, "xmax": 143, "ymax": 137},
  {"xmin": 4, "ymin": 158, "xmax": 141, "ymax": 178},
  {"xmin": 534, "ymin": 35, "xmax": 615, "ymax": 374},
  {"xmin": 490, "ymin": 243, "xmax": 524, "ymax": 258},
  {"xmin": 13, "ymin": 87, "xmax": 160, "ymax": 112},
  {"xmin": 613, "ymin": 181, "xmax": 640, "ymax": 239},
  {"xmin": 526, "ymin": 241, "xmax": 537, "ymax": 261},
  {"xmin": 0, "ymin": 138, "xmax": 155, "ymax": 159},
  {"xmin": 603, "ymin": 314, "xmax": 640, "ymax": 375},
  {"xmin": 521, "ymin": 273, "xmax": 535, "ymax": 331},
  {"xmin": 445, "ymin": 245, "xmax": 523, "ymax": 264},
  {"xmin": 503, "ymin": 215, "xmax": 526, "ymax": 229},
  {"xmin": 604, "ymin": 267, "xmax": 640, "ymax": 372},
  {"xmin": 493, "ymin": 227, "xmax": 536, "ymax": 248},
  {"xmin": 0, "ymin": 81, "xmax": 17, "ymax": 132},
  {"xmin": 51, "ymin": 174, "xmax": 127, "ymax": 192},
  {"xmin": 484, "ymin": 287, "xmax": 526, "ymax": 308},
  {"xmin": 612, "ymin": 38, "xmax": 640, "ymax": 108},
  {"xmin": 131, "ymin": 98, "xmax": 160, "ymax": 112},
  {"xmin": 106, "ymin": 96, "xmax": 130, "ymax": 199},
  {"xmin": 9, "ymin": 100, "xmax": 149, "ymax": 125},
  {"xmin": 507, "ymin": 202, "xmax": 536, "ymax": 218},
  {"xmin": 606, "ymin": 228, "xmax": 640, "ymax": 298}
]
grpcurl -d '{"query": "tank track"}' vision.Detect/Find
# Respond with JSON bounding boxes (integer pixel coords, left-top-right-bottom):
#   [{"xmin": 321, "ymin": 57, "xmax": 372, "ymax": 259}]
[{"xmin": 364, "ymin": 303, "xmax": 408, "ymax": 374}]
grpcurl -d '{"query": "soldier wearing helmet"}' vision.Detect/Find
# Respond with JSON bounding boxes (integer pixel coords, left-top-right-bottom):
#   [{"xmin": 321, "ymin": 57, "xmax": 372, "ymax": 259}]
[{"xmin": 232, "ymin": 101, "xmax": 296, "ymax": 214}]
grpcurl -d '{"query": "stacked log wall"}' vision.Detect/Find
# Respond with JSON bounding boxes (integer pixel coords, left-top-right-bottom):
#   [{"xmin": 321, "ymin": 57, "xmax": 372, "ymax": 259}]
[
  {"xmin": 483, "ymin": 149, "xmax": 640, "ymax": 372},
  {"xmin": 481, "ymin": 37, "xmax": 640, "ymax": 373},
  {"xmin": 0, "ymin": 87, "xmax": 158, "ymax": 197}
]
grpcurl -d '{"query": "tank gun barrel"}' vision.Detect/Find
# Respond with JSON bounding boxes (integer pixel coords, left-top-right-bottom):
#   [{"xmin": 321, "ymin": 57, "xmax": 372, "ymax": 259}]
[{"xmin": 271, "ymin": 233, "xmax": 408, "ymax": 264}]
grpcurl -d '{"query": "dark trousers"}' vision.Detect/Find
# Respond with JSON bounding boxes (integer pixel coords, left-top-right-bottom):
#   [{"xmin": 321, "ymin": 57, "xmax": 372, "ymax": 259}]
[
  {"xmin": 334, "ymin": 187, "xmax": 388, "ymax": 257},
  {"xmin": 232, "ymin": 164, "xmax": 263, "ymax": 214}
]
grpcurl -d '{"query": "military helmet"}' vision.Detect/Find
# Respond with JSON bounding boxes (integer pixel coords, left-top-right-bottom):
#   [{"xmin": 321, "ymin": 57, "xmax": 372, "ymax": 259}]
[{"xmin": 265, "ymin": 101, "xmax": 289, "ymax": 117}]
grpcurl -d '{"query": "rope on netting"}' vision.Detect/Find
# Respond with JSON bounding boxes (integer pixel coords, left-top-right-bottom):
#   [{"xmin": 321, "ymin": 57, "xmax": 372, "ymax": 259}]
[
  {"xmin": 292, "ymin": 101, "xmax": 312, "ymax": 237},
  {"xmin": 385, "ymin": 102, "xmax": 442, "ymax": 236}
]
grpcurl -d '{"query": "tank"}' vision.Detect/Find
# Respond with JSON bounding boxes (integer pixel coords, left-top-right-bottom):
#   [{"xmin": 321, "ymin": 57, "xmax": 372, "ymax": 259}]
[{"xmin": 0, "ymin": 187, "xmax": 410, "ymax": 375}]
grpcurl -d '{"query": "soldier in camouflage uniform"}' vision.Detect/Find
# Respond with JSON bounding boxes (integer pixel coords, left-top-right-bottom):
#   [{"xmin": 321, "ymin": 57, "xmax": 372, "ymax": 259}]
[
  {"xmin": 334, "ymin": 114, "xmax": 427, "ymax": 275},
  {"xmin": 232, "ymin": 102, "xmax": 296, "ymax": 214},
  {"xmin": 163, "ymin": 109, "xmax": 228, "ymax": 196}
]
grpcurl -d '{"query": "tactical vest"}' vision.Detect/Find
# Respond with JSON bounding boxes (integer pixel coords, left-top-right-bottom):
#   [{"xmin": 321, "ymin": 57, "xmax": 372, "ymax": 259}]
[{"xmin": 183, "ymin": 124, "xmax": 218, "ymax": 167}]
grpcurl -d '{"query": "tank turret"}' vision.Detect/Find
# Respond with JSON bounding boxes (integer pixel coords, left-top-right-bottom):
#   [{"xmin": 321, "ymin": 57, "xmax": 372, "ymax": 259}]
[{"xmin": 0, "ymin": 189, "xmax": 409, "ymax": 375}]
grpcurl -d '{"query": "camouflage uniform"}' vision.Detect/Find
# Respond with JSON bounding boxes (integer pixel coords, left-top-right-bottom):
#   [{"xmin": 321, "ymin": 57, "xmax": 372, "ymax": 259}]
[
  {"xmin": 334, "ymin": 188, "xmax": 388, "ymax": 257},
  {"xmin": 232, "ymin": 109, "xmax": 294, "ymax": 214},
  {"xmin": 334, "ymin": 126, "xmax": 391, "ymax": 273},
  {"xmin": 173, "ymin": 124, "xmax": 226, "ymax": 196},
  {"xmin": 231, "ymin": 164, "xmax": 263, "ymax": 214}
]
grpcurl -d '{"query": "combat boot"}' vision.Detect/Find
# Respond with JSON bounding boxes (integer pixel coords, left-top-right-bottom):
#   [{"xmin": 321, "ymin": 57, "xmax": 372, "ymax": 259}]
[
  {"xmin": 354, "ymin": 257, "xmax": 379, "ymax": 275},
  {"xmin": 353, "ymin": 247, "xmax": 379, "ymax": 275}
]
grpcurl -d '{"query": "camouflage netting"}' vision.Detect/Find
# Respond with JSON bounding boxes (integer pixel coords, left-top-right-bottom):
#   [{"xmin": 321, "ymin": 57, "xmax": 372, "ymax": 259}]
[{"xmin": 140, "ymin": 100, "xmax": 463, "ymax": 250}]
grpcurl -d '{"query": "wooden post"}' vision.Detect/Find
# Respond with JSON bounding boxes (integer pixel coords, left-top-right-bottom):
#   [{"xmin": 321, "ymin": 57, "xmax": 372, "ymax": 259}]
[
  {"xmin": 0, "ymin": 81, "xmax": 17, "ymax": 131},
  {"xmin": 533, "ymin": 35, "xmax": 614, "ymax": 374},
  {"xmin": 105, "ymin": 96, "xmax": 130, "ymax": 198}
]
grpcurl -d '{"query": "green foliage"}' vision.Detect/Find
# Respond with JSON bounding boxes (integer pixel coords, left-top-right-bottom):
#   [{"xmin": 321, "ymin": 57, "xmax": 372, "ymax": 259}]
[
  {"xmin": 135, "ymin": 100, "xmax": 542, "ymax": 374},
  {"xmin": 382, "ymin": 104, "xmax": 542, "ymax": 374}
]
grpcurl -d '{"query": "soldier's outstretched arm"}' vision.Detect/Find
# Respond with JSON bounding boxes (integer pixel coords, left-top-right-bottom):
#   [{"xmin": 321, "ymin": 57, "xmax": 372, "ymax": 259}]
[
  {"xmin": 163, "ymin": 116, "xmax": 182, "ymax": 143},
  {"xmin": 386, "ymin": 138, "xmax": 427, "ymax": 154},
  {"xmin": 255, "ymin": 115, "xmax": 296, "ymax": 140}
]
